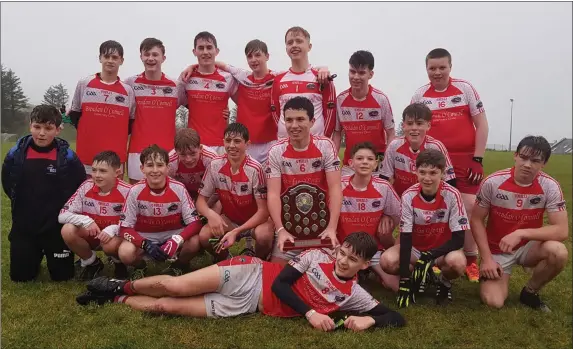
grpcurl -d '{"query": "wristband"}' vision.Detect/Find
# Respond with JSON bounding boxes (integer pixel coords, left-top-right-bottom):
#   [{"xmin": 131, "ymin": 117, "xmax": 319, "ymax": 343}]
[
  {"xmin": 305, "ymin": 309, "xmax": 316, "ymax": 320},
  {"xmin": 472, "ymin": 156, "xmax": 483, "ymax": 164},
  {"xmin": 275, "ymin": 227, "xmax": 285, "ymax": 235}
]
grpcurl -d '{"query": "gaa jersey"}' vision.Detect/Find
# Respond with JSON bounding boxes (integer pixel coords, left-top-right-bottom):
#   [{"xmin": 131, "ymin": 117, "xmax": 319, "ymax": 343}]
[
  {"xmin": 381, "ymin": 136, "xmax": 455, "ymax": 197},
  {"xmin": 400, "ymin": 182, "xmax": 469, "ymax": 252},
  {"xmin": 270, "ymin": 67, "xmax": 337, "ymax": 139},
  {"xmin": 59, "ymin": 179, "xmax": 131, "ymax": 229},
  {"xmin": 167, "ymin": 146, "xmax": 218, "ymax": 198},
  {"xmin": 226, "ymin": 65, "xmax": 278, "ymax": 144},
  {"xmin": 124, "ymin": 73, "xmax": 184, "ymax": 153},
  {"xmin": 183, "ymin": 68, "xmax": 238, "ymax": 147},
  {"xmin": 475, "ymin": 167, "xmax": 566, "ymax": 254},
  {"xmin": 338, "ymin": 175, "xmax": 401, "ymax": 249},
  {"xmin": 198, "ymin": 154, "xmax": 266, "ymax": 225},
  {"xmin": 335, "ymin": 86, "xmax": 395, "ymax": 165},
  {"xmin": 119, "ymin": 177, "xmax": 199, "ymax": 235},
  {"xmin": 410, "ymin": 78, "xmax": 485, "ymax": 155},
  {"xmin": 266, "ymin": 135, "xmax": 340, "ymax": 194},
  {"xmin": 70, "ymin": 74, "xmax": 136, "ymax": 164},
  {"xmin": 261, "ymin": 249, "xmax": 379, "ymax": 317}
]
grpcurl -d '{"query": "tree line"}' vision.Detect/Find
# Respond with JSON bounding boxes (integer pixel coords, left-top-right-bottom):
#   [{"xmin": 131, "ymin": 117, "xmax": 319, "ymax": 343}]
[{"xmin": 1, "ymin": 64, "xmax": 70, "ymax": 136}]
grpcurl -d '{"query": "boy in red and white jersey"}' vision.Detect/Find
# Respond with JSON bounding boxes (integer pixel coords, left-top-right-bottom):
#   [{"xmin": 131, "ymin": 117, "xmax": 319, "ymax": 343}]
[
  {"xmin": 381, "ymin": 103, "xmax": 455, "ymax": 197},
  {"xmin": 471, "ymin": 136, "xmax": 568, "ymax": 312},
  {"xmin": 196, "ymin": 123, "xmax": 274, "ymax": 260},
  {"xmin": 410, "ymin": 48, "xmax": 488, "ymax": 281},
  {"xmin": 125, "ymin": 38, "xmax": 186, "ymax": 184},
  {"xmin": 333, "ymin": 50, "xmax": 395, "ymax": 176},
  {"xmin": 78, "ymin": 232, "xmax": 406, "ymax": 332},
  {"xmin": 338, "ymin": 142, "xmax": 401, "ymax": 290},
  {"xmin": 266, "ymin": 97, "xmax": 342, "ymax": 265},
  {"xmin": 167, "ymin": 128, "xmax": 217, "ymax": 201},
  {"xmin": 59, "ymin": 151, "xmax": 131, "ymax": 280},
  {"xmin": 117, "ymin": 145, "xmax": 204, "ymax": 277},
  {"xmin": 381, "ymin": 149, "xmax": 469, "ymax": 307},
  {"xmin": 68, "ymin": 40, "xmax": 136, "ymax": 176},
  {"xmin": 270, "ymin": 26, "xmax": 337, "ymax": 139},
  {"xmin": 181, "ymin": 32, "xmax": 238, "ymax": 154}
]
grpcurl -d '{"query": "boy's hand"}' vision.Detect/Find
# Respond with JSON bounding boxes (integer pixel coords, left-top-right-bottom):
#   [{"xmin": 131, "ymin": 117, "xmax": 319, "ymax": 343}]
[
  {"xmin": 207, "ymin": 212, "xmax": 228, "ymax": 237},
  {"xmin": 344, "ymin": 316, "xmax": 375, "ymax": 332},
  {"xmin": 85, "ymin": 222, "xmax": 101, "ymax": 237},
  {"xmin": 179, "ymin": 64, "xmax": 198, "ymax": 82}
]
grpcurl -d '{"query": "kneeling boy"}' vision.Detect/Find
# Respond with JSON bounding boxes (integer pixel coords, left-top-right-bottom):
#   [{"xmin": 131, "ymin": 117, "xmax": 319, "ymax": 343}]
[{"xmin": 59, "ymin": 151, "xmax": 131, "ymax": 279}]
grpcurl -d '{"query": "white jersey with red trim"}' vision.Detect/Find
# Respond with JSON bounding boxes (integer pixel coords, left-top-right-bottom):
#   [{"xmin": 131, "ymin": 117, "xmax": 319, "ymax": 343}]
[
  {"xmin": 475, "ymin": 167, "xmax": 566, "ymax": 254},
  {"xmin": 338, "ymin": 175, "xmax": 401, "ymax": 249},
  {"xmin": 270, "ymin": 67, "xmax": 337, "ymax": 139},
  {"xmin": 265, "ymin": 135, "xmax": 341, "ymax": 194},
  {"xmin": 261, "ymin": 249, "xmax": 379, "ymax": 317},
  {"xmin": 400, "ymin": 182, "xmax": 469, "ymax": 252},
  {"xmin": 381, "ymin": 136, "xmax": 455, "ymax": 196},
  {"xmin": 124, "ymin": 73, "xmax": 184, "ymax": 153},
  {"xmin": 59, "ymin": 179, "xmax": 131, "ymax": 229},
  {"xmin": 119, "ymin": 178, "xmax": 199, "ymax": 235},
  {"xmin": 198, "ymin": 154, "xmax": 266, "ymax": 225},
  {"xmin": 335, "ymin": 86, "xmax": 395, "ymax": 165},
  {"xmin": 410, "ymin": 78, "xmax": 485, "ymax": 155},
  {"xmin": 168, "ymin": 146, "xmax": 218, "ymax": 197}
]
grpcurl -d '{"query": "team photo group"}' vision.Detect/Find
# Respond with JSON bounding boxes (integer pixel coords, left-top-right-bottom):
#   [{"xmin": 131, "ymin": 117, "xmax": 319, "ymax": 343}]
[{"xmin": 2, "ymin": 25, "xmax": 569, "ymax": 332}]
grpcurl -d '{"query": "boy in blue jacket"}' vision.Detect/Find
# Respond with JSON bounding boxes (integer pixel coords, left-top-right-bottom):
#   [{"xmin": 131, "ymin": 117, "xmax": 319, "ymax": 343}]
[{"xmin": 2, "ymin": 104, "xmax": 86, "ymax": 281}]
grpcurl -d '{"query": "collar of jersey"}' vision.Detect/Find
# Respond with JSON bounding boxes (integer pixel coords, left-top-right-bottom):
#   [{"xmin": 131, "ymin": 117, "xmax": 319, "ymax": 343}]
[
  {"xmin": 319, "ymin": 262, "xmax": 354, "ymax": 295},
  {"xmin": 219, "ymin": 154, "xmax": 248, "ymax": 178},
  {"xmin": 417, "ymin": 181, "xmax": 444, "ymax": 205},
  {"xmin": 430, "ymin": 77, "xmax": 452, "ymax": 92},
  {"xmin": 91, "ymin": 178, "xmax": 119, "ymax": 194}
]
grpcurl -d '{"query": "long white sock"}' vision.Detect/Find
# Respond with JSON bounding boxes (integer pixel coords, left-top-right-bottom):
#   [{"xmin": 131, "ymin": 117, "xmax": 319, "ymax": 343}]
[{"xmin": 81, "ymin": 251, "xmax": 96, "ymax": 267}]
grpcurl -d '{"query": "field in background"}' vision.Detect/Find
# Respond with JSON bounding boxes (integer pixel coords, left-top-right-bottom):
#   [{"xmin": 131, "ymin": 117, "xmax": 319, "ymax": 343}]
[{"xmin": 1, "ymin": 142, "xmax": 571, "ymax": 349}]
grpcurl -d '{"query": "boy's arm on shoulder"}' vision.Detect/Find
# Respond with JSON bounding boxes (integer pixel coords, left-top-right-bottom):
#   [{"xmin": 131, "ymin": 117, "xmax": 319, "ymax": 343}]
[{"xmin": 69, "ymin": 151, "xmax": 87, "ymax": 189}]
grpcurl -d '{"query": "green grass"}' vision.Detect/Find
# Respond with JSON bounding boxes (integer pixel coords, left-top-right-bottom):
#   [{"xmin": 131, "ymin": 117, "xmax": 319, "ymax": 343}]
[{"xmin": 1, "ymin": 142, "xmax": 572, "ymax": 349}]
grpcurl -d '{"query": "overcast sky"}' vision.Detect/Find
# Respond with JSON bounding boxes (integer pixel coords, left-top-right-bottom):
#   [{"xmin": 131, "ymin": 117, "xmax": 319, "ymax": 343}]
[{"xmin": 1, "ymin": 2, "xmax": 571, "ymax": 146}]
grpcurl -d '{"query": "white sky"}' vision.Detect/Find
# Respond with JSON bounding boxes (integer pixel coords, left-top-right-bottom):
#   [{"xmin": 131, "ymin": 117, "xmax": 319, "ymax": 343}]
[{"xmin": 1, "ymin": 1, "xmax": 571, "ymax": 145}]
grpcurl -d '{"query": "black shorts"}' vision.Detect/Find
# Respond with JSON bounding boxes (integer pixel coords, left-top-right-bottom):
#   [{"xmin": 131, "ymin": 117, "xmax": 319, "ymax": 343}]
[{"xmin": 9, "ymin": 230, "xmax": 74, "ymax": 282}]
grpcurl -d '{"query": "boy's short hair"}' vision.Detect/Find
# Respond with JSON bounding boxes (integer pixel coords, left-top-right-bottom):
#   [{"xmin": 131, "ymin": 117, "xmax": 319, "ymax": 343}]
[
  {"xmin": 283, "ymin": 96, "xmax": 314, "ymax": 121},
  {"xmin": 174, "ymin": 128, "xmax": 201, "ymax": 152},
  {"xmin": 415, "ymin": 148, "xmax": 446, "ymax": 171},
  {"xmin": 99, "ymin": 40, "xmax": 124, "ymax": 57},
  {"xmin": 194, "ymin": 31, "xmax": 217, "ymax": 48},
  {"xmin": 140, "ymin": 144, "xmax": 169, "ymax": 165},
  {"xmin": 284, "ymin": 26, "xmax": 310, "ymax": 42},
  {"xmin": 140, "ymin": 37, "xmax": 165, "ymax": 55},
  {"xmin": 515, "ymin": 135, "xmax": 552, "ymax": 164},
  {"xmin": 92, "ymin": 150, "xmax": 121, "ymax": 169},
  {"xmin": 224, "ymin": 123, "xmax": 249, "ymax": 142},
  {"xmin": 402, "ymin": 103, "xmax": 433, "ymax": 122},
  {"xmin": 349, "ymin": 50, "xmax": 375, "ymax": 70},
  {"xmin": 350, "ymin": 141, "xmax": 377, "ymax": 158},
  {"xmin": 425, "ymin": 48, "xmax": 451, "ymax": 65},
  {"xmin": 245, "ymin": 39, "xmax": 268, "ymax": 56},
  {"xmin": 342, "ymin": 232, "xmax": 378, "ymax": 261},
  {"xmin": 30, "ymin": 105, "xmax": 62, "ymax": 127}
]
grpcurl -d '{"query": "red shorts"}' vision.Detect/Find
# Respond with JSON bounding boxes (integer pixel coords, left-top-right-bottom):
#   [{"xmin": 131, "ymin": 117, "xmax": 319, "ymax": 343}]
[{"xmin": 450, "ymin": 153, "xmax": 479, "ymax": 195}]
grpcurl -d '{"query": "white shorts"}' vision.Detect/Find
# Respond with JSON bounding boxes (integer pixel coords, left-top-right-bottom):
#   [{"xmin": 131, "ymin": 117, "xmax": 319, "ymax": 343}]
[
  {"xmin": 247, "ymin": 141, "xmax": 275, "ymax": 165},
  {"xmin": 139, "ymin": 231, "xmax": 177, "ymax": 245},
  {"xmin": 85, "ymin": 163, "xmax": 124, "ymax": 176},
  {"xmin": 128, "ymin": 153, "xmax": 144, "ymax": 181},
  {"xmin": 204, "ymin": 257, "xmax": 263, "ymax": 318},
  {"xmin": 492, "ymin": 240, "xmax": 536, "ymax": 275}
]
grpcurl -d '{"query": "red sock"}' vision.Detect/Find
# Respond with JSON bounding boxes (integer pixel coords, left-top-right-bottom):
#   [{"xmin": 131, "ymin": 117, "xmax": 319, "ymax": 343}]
[
  {"xmin": 114, "ymin": 295, "xmax": 129, "ymax": 303},
  {"xmin": 123, "ymin": 281, "xmax": 135, "ymax": 295},
  {"xmin": 466, "ymin": 255, "xmax": 477, "ymax": 266}
]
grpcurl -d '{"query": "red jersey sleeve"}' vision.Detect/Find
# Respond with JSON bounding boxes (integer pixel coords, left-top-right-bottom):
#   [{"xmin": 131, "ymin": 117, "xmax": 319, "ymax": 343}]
[
  {"xmin": 270, "ymin": 76, "xmax": 281, "ymax": 125},
  {"xmin": 321, "ymin": 80, "xmax": 337, "ymax": 137}
]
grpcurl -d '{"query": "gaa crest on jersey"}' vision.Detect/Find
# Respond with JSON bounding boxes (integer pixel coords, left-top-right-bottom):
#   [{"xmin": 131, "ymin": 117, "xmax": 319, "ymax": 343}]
[
  {"xmin": 529, "ymin": 197, "xmax": 541, "ymax": 205},
  {"xmin": 458, "ymin": 217, "xmax": 468, "ymax": 225},
  {"xmin": 306, "ymin": 83, "xmax": 316, "ymax": 90},
  {"xmin": 451, "ymin": 96, "xmax": 462, "ymax": 104},
  {"xmin": 335, "ymin": 295, "xmax": 346, "ymax": 302},
  {"xmin": 115, "ymin": 95, "xmax": 125, "ymax": 103},
  {"xmin": 312, "ymin": 160, "xmax": 322, "ymax": 168},
  {"xmin": 163, "ymin": 87, "xmax": 173, "ymax": 94},
  {"xmin": 168, "ymin": 204, "xmax": 179, "ymax": 212},
  {"xmin": 113, "ymin": 204, "xmax": 123, "ymax": 212},
  {"xmin": 369, "ymin": 110, "xmax": 379, "ymax": 117},
  {"xmin": 436, "ymin": 210, "xmax": 446, "ymax": 219},
  {"xmin": 240, "ymin": 184, "xmax": 249, "ymax": 192},
  {"xmin": 372, "ymin": 200, "xmax": 381, "ymax": 208},
  {"xmin": 215, "ymin": 83, "xmax": 225, "ymax": 89}
]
